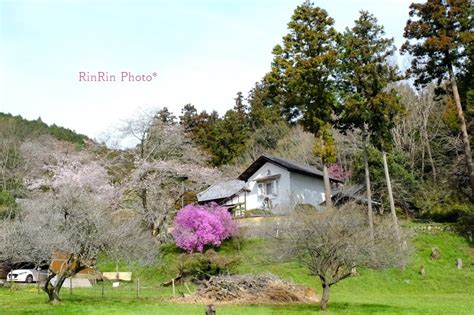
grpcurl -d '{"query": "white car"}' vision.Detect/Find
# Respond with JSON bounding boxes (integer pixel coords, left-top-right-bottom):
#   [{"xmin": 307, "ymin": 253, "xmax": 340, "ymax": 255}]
[{"xmin": 7, "ymin": 269, "xmax": 48, "ymax": 283}]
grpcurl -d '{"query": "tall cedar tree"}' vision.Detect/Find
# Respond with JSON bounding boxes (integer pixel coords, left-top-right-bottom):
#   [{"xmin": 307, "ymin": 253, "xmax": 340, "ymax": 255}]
[
  {"xmin": 247, "ymin": 81, "xmax": 284, "ymax": 130},
  {"xmin": 401, "ymin": 0, "xmax": 474, "ymax": 199},
  {"xmin": 267, "ymin": 1, "xmax": 338, "ymax": 207},
  {"xmin": 179, "ymin": 95, "xmax": 250, "ymax": 166},
  {"xmin": 338, "ymin": 11, "xmax": 404, "ymax": 245},
  {"xmin": 208, "ymin": 93, "xmax": 250, "ymax": 166}
]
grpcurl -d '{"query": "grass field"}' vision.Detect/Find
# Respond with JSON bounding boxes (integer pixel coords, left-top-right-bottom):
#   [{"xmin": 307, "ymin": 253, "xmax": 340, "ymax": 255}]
[{"xmin": 1, "ymin": 229, "xmax": 473, "ymax": 314}]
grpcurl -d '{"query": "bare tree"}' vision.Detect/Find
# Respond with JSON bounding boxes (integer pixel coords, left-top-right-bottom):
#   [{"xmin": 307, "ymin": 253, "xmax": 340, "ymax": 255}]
[
  {"xmin": 271, "ymin": 203, "xmax": 407, "ymax": 311},
  {"xmin": 117, "ymin": 108, "xmax": 156, "ymax": 159},
  {"xmin": 392, "ymin": 84, "xmax": 440, "ymax": 180},
  {"xmin": 117, "ymin": 107, "xmax": 197, "ymax": 162}
]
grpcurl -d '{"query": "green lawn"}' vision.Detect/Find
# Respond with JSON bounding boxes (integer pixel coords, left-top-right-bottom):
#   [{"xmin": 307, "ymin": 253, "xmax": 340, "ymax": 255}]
[{"xmin": 1, "ymin": 229, "xmax": 473, "ymax": 314}]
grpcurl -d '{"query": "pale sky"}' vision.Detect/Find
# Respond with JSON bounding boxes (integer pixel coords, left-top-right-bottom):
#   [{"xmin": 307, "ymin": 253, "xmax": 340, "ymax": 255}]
[{"xmin": 1, "ymin": 0, "xmax": 416, "ymax": 140}]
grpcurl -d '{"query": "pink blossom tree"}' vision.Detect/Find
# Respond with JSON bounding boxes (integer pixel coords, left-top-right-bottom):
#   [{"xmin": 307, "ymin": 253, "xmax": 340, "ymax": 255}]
[
  {"xmin": 172, "ymin": 203, "xmax": 237, "ymax": 252},
  {"xmin": 328, "ymin": 163, "xmax": 350, "ymax": 182}
]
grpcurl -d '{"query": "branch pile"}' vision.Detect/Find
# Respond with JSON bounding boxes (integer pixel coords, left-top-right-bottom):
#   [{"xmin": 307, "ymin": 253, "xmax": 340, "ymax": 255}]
[{"xmin": 180, "ymin": 273, "xmax": 318, "ymax": 305}]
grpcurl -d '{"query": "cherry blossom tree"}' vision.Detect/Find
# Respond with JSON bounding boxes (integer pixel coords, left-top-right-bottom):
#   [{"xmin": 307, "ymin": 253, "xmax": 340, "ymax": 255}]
[
  {"xmin": 0, "ymin": 151, "xmax": 157, "ymax": 304},
  {"xmin": 122, "ymin": 159, "xmax": 221, "ymax": 241},
  {"xmin": 114, "ymin": 108, "xmax": 222, "ymax": 240}
]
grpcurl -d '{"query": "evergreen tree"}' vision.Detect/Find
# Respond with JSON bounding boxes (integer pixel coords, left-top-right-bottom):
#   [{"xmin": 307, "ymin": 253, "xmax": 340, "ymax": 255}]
[
  {"xmin": 179, "ymin": 104, "xmax": 199, "ymax": 132},
  {"xmin": 207, "ymin": 109, "xmax": 249, "ymax": 166},
  {"xmin": 178, "ymin": 101, "xmax": 249, "ymax": 166},
  {"xmin": 338, "ymin": 11, "xmax": 404, "ymax": 244},
  {"xmin": 248, "ymin": 81, "xmax": 285, "ymax": 130},
  {"xmin": 157, "ymin": 107, "xmax": 177, "ymax": 125},
  {"xmin": 401, "ymin": 0, "xmax": 474, "ymax": 199},
  {"xmin": 267, "ymin": 1, "xmax": 339, "ymax": 207},
  {"xmin": 233, "ymin": 91, "xmax": 247, "ymax": 115},
  {"xmin": 246, "ymin": 81, "xmax": 289, "ymax": 156}
]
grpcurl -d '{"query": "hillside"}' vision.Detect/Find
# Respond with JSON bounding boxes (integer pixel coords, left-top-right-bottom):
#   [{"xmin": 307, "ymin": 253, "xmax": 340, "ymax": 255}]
[
  {"xmin": 1, "ymin": 228, "xmax": 473, "ymax": 314},
  {"xmin": 0, "ymin": 112, "xmax": 89, "ymax": 146},
  {"xmin": 148, "ymin": 227, "xmax": 474, "ymax": 314},
  {"xmin": 0, "ymin": 112, "xmax": 96, "ymax": 218}
]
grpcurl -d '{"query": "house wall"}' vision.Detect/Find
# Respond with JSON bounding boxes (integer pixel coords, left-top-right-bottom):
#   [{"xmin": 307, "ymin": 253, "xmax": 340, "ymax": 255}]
[
  {"xmin": 245, "ymin": 162, "xmax": 291, "ymax": 211},
  {"xmin": 289, "ymin": 172, "xmax": 326, "ymax": 207},
  {"xmin": 225, "ymin": 193, "xmax": 244, "ymax": 207}
]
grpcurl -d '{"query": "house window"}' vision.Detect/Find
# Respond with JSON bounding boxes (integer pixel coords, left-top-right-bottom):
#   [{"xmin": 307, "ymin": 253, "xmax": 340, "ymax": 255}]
[
  {"xmin": 258, "ymin": 180, "xmax": 278, "ymax": 197},
  {"xmin": 266, "ymin": 182, "xmax": 273, "ymax": 195}
]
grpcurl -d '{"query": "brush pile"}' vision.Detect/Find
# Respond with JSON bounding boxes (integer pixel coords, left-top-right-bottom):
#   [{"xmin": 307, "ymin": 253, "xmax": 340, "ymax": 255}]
[{"xmin": 180, "ymin": 273, "xmax": 318, "ymax": 304}]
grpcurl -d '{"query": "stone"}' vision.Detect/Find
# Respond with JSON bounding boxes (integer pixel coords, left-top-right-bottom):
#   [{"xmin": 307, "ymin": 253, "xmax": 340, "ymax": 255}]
[
  {"xmin": 431, "ymin": 247, "xmax": 441, "ymax": 260},
  {"xmin": 205, "ymin": 304, "xmax": 216, "ymax": 315},
  {"xmin": 419, "ymin": 265, "xmax": 425, "ymax": 275}
]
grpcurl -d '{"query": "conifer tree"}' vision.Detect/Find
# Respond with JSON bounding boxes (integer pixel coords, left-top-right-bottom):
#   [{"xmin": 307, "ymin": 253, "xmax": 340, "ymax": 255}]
[
  {"xmin": 267, "ymin": 1, "xmax": 339, "ymax": 207},
  {"xmin": 338, "ymin": 11, "xmax": 404, "ymax": 243},
  {"xmin": 401, "ymin": 0, "xmax": 474, "ymax": 198}
]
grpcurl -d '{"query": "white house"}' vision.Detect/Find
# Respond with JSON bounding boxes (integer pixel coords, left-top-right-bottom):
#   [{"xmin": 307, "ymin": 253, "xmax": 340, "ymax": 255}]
[{"xmin": 197, "ymin": 155, "xmax": 342, "ymax": 216}]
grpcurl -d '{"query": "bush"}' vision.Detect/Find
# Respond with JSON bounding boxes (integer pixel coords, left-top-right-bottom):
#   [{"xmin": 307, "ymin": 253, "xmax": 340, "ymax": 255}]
[
  {"xmin": 0, "ymin": 191, "xmax": 16, "ymax": 219},
  {"xmin": 415, "ymin": 185, "xmax": 473, "ymax": 222},
  {"xmin": 0, "ymin": 191, "xmax": 14, "ymax": 207},
  {"xmin": 457, "ymin": 209, "xmax": 474, "ymax": 242},
  {"xmin": 172, "ymin": 203, "xmax": 238, "ymax": 252},
  {"xmin": 176, "ymin": 249, "xmax": 240, "ymax": 280}
]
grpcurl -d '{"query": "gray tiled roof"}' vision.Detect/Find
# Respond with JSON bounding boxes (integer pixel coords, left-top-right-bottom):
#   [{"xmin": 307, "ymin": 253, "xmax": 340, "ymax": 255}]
[
  {"xmin": 332, "ymin": 184, "xmax": 381, "ymax": 206},
  {"xmin": 197, "ymin": 179, "xmax": 246, "ymax": 202},
  {"xmin": 238, "ymin": 155, "xmax": 342, "ymax": 182}
]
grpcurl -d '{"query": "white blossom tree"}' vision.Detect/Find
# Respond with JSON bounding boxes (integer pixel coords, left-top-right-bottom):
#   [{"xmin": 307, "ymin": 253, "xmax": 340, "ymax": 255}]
[
  {"xmin": 0, "ymin": 153, "xmax": 158, "ymax": 303},
  {"xmin": 114, "ymin": 108, "xmax": 222, "ymax": 239}
]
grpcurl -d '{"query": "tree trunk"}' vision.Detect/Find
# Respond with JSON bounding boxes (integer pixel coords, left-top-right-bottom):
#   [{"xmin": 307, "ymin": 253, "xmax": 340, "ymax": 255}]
[
  {"xmin": 43, "ymin": 274, "xmax": 62, "ymax": 304},
  {"xmin": 363, "ymin": 138, "xmax": 375, "ymax": 245},
  {"xmin": 140, "ymin": 138, "xmax": 145, "ymax": 159},
  {"xmin": 448, "ymin": 66, "xmax": 474, "ymax": 199},
  {"xmin": 421, "ymin": 141, "xmax": 425, "ymax": 179},
  {"xmin": 43, "ymin": 273, "xmax": 56, "ymax": 302},
  {"xmin": 323, "ymin": 162, "xmax": 332, "ymax": 209},
  {"xmin": 44, "ymin": 272, "xmax": 68, "ymax": 304},
  {"xmin": 425, "ymin": 137, "xmax": 436, "ymax": 181},
  {"xmin": 382, "ymin": 151, "xmax": 402, "ymax": 246},
  {"xmin": 43, "ymin": 258, "xmax": 85, "ymax": 304},
  {"xmin": 141, "ymin": 188, "xmax": 147, "ymax": 210},
  {"xmin": 55, "ymin": 273, "xmax": 67, "ymax": 295},
  {"xmin": 421, "ymin": 106, "xmax": 436, "ymax": 180},
  {"xmin": 320, "ymin": 282, "xmax": 331, "ymax": 311}
]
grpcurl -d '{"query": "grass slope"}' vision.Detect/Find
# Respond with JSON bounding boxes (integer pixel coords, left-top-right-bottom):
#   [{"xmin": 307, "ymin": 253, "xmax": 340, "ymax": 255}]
[{"xmin": 1, "ymin": 230, "xmax": 473, "ymax": 314}]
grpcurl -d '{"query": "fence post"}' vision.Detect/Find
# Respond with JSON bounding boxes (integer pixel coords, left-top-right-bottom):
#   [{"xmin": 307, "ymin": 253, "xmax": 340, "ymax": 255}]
[
  {"xmin": 136, "ymin": 279, "xmax": 140, "ymax": 299},
  {"xmin": 184, "ymin": 282, "xmax": 192, "ymax": 294},
  {"xmin": 172, "ymin": 279, "xmax": 176, "ymax": 298}
]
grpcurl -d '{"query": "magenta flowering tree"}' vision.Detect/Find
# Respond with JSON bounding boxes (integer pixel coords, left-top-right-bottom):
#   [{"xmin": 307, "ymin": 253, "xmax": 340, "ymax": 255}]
[
  {"xmin": 172, "ymin": 203, "xmax": 238, "ymax": 252},
  {"xmin": 328, "ymin": 163, "xmax": 350, "ymax": 182}
]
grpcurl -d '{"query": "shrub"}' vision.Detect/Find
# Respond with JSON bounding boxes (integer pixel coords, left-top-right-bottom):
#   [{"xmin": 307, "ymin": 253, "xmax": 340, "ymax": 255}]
[
  {"xmin": 176, "ymin": 249, "xmax": 241, "ymax": 280},
  {"xmin": 0, "ymin": 191, "xmax": 16, "ymax": 219},
  {"xmin": 457, "ymin": 209, "xmax": 474, "ymax": 242},
  {"xmin": 0, "ymin": 191, "xmax": 15, "ymax": 207},
  {"xmin": 172, "ymin": 203, "xmax": 238, "ymax": 252}
]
